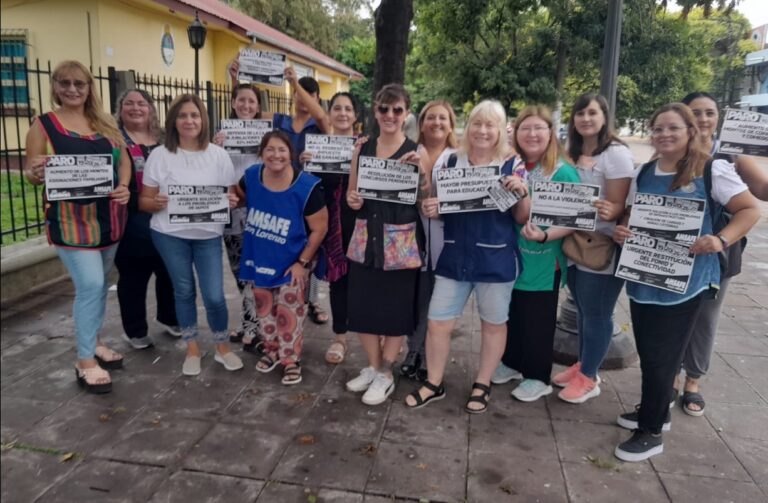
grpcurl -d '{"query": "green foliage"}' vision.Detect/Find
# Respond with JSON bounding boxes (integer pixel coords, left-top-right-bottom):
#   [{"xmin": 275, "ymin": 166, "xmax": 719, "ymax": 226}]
[{"xmin": 334, "ymin": 35, "xmax": 376, "ymax": 106}]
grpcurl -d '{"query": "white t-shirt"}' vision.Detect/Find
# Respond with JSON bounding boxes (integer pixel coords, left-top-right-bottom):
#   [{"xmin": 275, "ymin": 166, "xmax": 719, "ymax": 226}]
[
  {"xmin": 143, "ymin": 144, "xmax": 236, "ymax": 240},
  {"xmin": 575, "ymin": 143, "xmax": 634, "ymax": 273},
  {"xmin": 420, "ymin": 147, "xmax": 456, "ymax": 270},
  {"xmin": 225, "ymin": 152, "xmax": 260, "ymax": 236}
]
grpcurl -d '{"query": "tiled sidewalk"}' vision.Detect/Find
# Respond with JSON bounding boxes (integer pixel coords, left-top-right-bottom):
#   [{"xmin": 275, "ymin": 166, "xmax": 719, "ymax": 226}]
[{"xmin": 2, "ymin": 212, "xmax": 766, "ymax": 502}]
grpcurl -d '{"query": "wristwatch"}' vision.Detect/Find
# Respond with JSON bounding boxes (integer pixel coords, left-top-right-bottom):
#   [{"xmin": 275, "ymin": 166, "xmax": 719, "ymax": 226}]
[{"xmin": 716, "ymin": 234, "xmax": 729, "ymax": 249}]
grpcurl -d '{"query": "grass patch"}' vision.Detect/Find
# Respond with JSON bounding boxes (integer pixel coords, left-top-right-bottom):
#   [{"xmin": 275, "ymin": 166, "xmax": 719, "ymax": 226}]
[{"xmin": 0, "ymin": 170, "xmax": 45, "ymax": 245}]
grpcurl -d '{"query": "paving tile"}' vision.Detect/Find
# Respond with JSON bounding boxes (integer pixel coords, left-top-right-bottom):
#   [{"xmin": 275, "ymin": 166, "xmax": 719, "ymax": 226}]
[
  {"xmin": 144, "ymin": 373, "xmax": 250, "ymax": 420},
  {"xmin": 301, "ymin": 392, "xmax": 388, "ymax": 439},
  {"xmin": 1, "ymin": 449, "xmax": 78, "ymax": 503},
  {"xmin": 38, "ymin": 458, "xmax": 167, "ymax": 503},
  {"xmin": 366, "ymin": 440, "xmax": 466, "ymax": 502},
  {"xmin": 683, "ymin": 371, "xmax": 766, "ymax": 407},
  {"xmin": 0, "ymin": 396, "xmax": 61, "ymax": 441},
  {"xmin": 470, "ymin": 413, "xmax": 558, "ymax": 461},
  {"xmin": 706, "ymin": 403, "xmax": 768, "ymax": 441},
  {"xmin": 0, "ymin": 334, "xmax": 72, "ymax": 385},
  {"xmin": 182, "ymin": 421, "xmax": 288, "ymax": 479},
  {"xmin": 116, "ymin": 345, "xmax": 189, "ymax": 376},
  {"xmin": 659, "ymin": 473, "xmax": 767, "ymax": 503},
  {"xmin": 1, "ymin": 353, "xmax": 84, "ymax": 403},
  {"xmin": 255, "ymin": 482, "xmax": 363, "ymax": 503},
  {"xmin": 592, "ymin": 367, "xmax": 641, "ymax": 394},
  {"xmin": 225, "ymin": 384, "xmax": 316, "ymax": 428},
  {"xmin": 713, "ymin": 335, "xmax": 768, "ymax": 356},
  {"xmin": 382, "ymin": 402, "xmax": 468, "ymax": 450},
  {"xmin": 552, "ymin": 420, "xmax": 654, "ymax": 473},
  {"xmin": 719, "ymin": 354, "xmax": 768, "ymax": 381},
  {"xmin": 467, "ymin": 450, "xmax": 568, "ymax": 502},
  {"xmin": 546, "ymin": 386, "xmax": 623, "ymax": 425},
  {"xmin": 650, "ymin": 432, "xmax": 752, "ymax": 481},
  {"xmin": 488, "ymin": 388, "xmax": 552, "ymax": 419},
  {"xmin": 70, "ymin": 372, "xmax": 179, "ymax": 412},
  {"xmin": 149, "ymin": 471, "xmax": 263, "ymax": 503},
  {"xmin": 271, "ymin": 432, "xmax": 376, "ymax": 492},
  {"xmin": 93, "ymin": 416, "xmax": 212, "ymax": 466},
  {"xmin": 561, "ymin": 461, "xmax": 669, "ymax": 503},
  {"xmin": 362, "ymin": 496, "xmax": 410, "ymax": 503},
  {"xmin": 720, "ymin": 434, "xmax": 768, "ymax": 485}
]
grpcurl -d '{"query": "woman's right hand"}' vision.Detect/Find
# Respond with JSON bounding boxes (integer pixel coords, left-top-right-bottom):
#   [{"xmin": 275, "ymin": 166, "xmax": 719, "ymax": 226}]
[
  {"xmin": 299, "ymin": 151, "xmax": 314, "ymax": 163},
  {"xmin": 26, "ymin": 155, "xmax": 47, "ymax": 185},
  {"xmin": 347, "ymin": 190, "xmax": 363, "ymax": 210},
  {"xmin": 421, "ymin": 197, "xmax": 439, "ymax": 219},
  {"xmin": 228, "ymin": 59, "xmax": 239, "ymax": 82},
  {"xmin": 213, "ymin": 131, "xmax": 227, "ymax": 147},
  {"xmin": 352, "ymin": 135, "xmax": 369, "ymax": 156},
  {"xmin": 612, "ymin": 225, "xmax": 632, "ymax": 246}
]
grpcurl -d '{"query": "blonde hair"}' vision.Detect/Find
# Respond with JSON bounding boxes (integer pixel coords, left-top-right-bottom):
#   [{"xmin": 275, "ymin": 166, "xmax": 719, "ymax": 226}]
[
  {"xmin": 417, "ymin": 100, "xmax": 458, "ymax": 149},
  {"xmin": 460, "ymin": 100, "xmax": 510, "ymax": 161},
  {"xmin": 50, "ymin": 60, "xmax": 124, "ymax": 146},
  {"xmin": 513, "ymin": 105, "xmax": 564, "ymax": 176},
  {"xmin": 649, "ymin": 102, "xmax": 710, "ymax": 191}
]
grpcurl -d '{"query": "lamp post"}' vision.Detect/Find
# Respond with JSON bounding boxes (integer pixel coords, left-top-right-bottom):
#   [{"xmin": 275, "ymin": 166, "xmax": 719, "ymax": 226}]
[
  {"xmin": 187, "ymin": 11, "xmax": 207, "ymax": 95},
  {"xmin": 600, "ymin": 0, "xmax": 623, "ymax": 120}
]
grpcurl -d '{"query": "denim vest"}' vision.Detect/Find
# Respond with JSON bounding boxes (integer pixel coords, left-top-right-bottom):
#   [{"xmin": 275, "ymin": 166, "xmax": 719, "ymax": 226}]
[
  {"xmin": 240, "ymin": 164, "xmax": 319, "ymax": 288},
  {"xmin": 627, "ymin": 164, "xmax": 720, "ymax": 305},
  {"xmin": 435, "ymin": 159, "xmax": 520, "ymax": 283}
]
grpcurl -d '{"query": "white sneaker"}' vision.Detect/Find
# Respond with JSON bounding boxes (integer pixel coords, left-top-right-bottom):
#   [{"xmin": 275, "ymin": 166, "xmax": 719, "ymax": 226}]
[
  {"xmin": 346, "ymin": 366, "xmax": 377, "ymax": 392},
  {"xmin": 491, "ymin": 362, "xmax": 523, "ymax": 384},
  {"xmin": 511, "ymin": 379, "xmax": 553, "ymax": 402},
  {"xmin": 214, "ymin": 351, "xmax": 244, "ymax": 371},
  {"xmin": 362, "ymin": 372, "xmax": 394, "ymax": 405},
  {"xmin": 156, "ymin": 319, "xmax": 182, "ymax": 337},
  {"xmin": 122, "ymin": 333, "xmax": 154, "ymax": 350}
]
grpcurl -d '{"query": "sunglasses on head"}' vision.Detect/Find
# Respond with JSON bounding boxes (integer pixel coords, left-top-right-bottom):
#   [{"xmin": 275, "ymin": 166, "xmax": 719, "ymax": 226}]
[{"xmin": 377, "ymin": 105, "xmax": 405, "ymax": 116}]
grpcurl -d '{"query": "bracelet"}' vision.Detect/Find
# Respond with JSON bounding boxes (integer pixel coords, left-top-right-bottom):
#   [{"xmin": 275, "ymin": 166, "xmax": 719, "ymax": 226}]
[
  {"xmin": 538, "ymin": 230, "xmax": 549, "ymax": 244},
  {"xmin": 298, "ymin": 257, "xmax": 311, "ymax": 268},
  {"xmin": 716, "ymin": 234, "xmax": 729, "ymax": 249}
]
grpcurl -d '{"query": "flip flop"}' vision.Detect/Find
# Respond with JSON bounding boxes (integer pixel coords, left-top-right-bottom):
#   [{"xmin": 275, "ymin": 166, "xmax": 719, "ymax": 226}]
[
  {"xmin": 682, "ymin": 391, "xmax": 705, "ymax": 417},
  {"xmin": 307, "ymin": 302, "xmax": 329, "ymax": 325},
  {"xmin": 324, "ymin": 340, "xmax": 347, "ymax": 364}
]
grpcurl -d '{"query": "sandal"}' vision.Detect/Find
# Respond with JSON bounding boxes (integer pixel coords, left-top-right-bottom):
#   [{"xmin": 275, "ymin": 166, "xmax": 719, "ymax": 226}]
[
  {"xmin": 670, "ymin": 387, "xmax": 679, "ymax": 409},
  {"xmin": 94, "ymin": 345, "xmax": 123, "ymax": 370},
  {"xmin": 682, "ymin": 391, "xmax": 705, "ymax": 417},
  {"xmin": 75, "ymin": 365, "xmax": 112, "ymax": 394},
  {"xmin": 282, "ymin": 362, "xmax": 302, "ymax": 385},
  {"xmin": 307, "ymin": 302, "xmax": 329, "ymax": 325},
  {"xmin": 255, "ymin": 353, "xmax": 279, "ymax": 373},
  {"xmin": 325, "ymin": 340, "xmax": 347, "ymax": 364},
  {"xmin": 243, "ymin": 339, "xmax": 264, "ymax": 355},
  {"xmin": 229, "ymin": 329, "xmax": 244, "ymax": 343},
  {"xmin": 465, "ymin": 382, "xmax": 491, "ymax": 414},
  {"xmin": 405, "ymin": 381, "xmax": 445, "ymax": 409}
]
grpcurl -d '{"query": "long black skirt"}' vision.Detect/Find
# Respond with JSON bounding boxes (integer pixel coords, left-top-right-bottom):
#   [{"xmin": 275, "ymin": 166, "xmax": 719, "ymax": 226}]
[{"xmin": 347, "ymin": 262, "xmax": 418, "ymax": 336}]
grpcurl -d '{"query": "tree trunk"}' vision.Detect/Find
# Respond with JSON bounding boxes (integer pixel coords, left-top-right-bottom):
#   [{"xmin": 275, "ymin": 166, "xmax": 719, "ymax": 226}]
[{"xmin": 372, "ymin": 0, "xmax": 413, "ymax": 101}]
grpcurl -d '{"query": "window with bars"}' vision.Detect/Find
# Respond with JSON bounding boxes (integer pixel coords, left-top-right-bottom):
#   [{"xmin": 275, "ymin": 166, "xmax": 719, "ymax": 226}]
[{"xmin": 1, "ymin": 33, "xmax": 29, "ymax": 109}]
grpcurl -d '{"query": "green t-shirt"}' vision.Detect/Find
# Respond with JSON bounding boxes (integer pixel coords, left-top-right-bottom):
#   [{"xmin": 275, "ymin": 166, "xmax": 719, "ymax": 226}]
[{"xmin": 514, "ymin": 160, "xmax": 580, "ymax": 292}]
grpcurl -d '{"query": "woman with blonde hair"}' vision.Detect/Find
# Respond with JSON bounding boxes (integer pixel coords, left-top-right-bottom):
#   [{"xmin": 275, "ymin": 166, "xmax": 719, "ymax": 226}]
[
  {"xmin": 406, "ymin": 100, "xmax": 530, "ymax": 413},
  {"xmin": 492, "ymin": 105, "xmax": 580, "ymax": 403},
  {"xmin": 24, "ymin": 60, "xmax": 131, "ymax": 393}
]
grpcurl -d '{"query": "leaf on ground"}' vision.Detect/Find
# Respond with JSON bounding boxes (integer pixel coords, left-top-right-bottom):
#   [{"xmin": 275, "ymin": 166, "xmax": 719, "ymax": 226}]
[
  {"xmin": 360, "ymin": 443, "xmax": 376, "ymax": 457},
  {"xmin": 307, "ymin": 495, "xmax": 317, "ymax": 503},
  {"xmin": 112, "ymin": 406, "xmax": 127, "ymax": 414},
  {"xmin": 587, "ymin": 454, "xmax": 620, "ymax": 471},
  {"xmin": 416, "ymin": 462, "xmax": 428, "ymax": 470},
  {"xmin": 59, "ymin": 452, "xmax": 76, "ymax": 462},
  {"xmin": 294, "ymin": 392, "xmax": 312, "ymax": 404},
  {"xmin": 297, "ymin": 435, "xmax": 316, "ymax": 445},
  {"xmin": 98, "ymin": 414, "xmax": 111, "ymax": 422},
  {"xmin": 499, "ymin": 483, "xmax": 517, "ymax": 495},
  {"xmin": 0, "ymin": 441, "xmax": 17, "ymax": 451}
]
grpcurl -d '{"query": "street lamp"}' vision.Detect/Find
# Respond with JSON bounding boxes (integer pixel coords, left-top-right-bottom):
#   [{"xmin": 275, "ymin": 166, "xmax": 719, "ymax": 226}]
[{"xmin": 187, "ymin": 11, "xmax": 207, "ymax": 95}]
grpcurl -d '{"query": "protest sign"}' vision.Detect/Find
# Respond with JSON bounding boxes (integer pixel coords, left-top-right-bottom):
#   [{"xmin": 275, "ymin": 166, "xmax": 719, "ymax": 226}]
[
  {"xmin": 303, "ymin": 134, "xmax": 356, "ymax": 174},
  {"xmin": 44, "ymin": 154, "xmax": 113, "ymax": 201},
  {"xmin": 615, "ymin": 234, "xmax": 695, "ymax": 294},
  {"xmin": 529, "ymin": 181, "xmax": 600, "ymax": 230},
  {"xmin": 435, "ymin": 165, "xmax": 500, "ymax": 213},
  {"xmin": 237, "ymin": 49, "xmax": 286, "ymax": 86},
  {"xmin": 717, "ymin": 108, "xmax": 768, "ymax": 157},
  {"xmin": 167, "ymin": 185, "xmax": 230, "ymax": 224},
  {"xmin": 486, "ymin": 178, "xmax": 520, "ymax": 212},
  {"xmin": 357, "ymin": 156, "xmax": 419, "ymax": 205},
  {"xmin": 628, "ymin": 193, "xmax": 705, "ymax": 246},
  {"xmin": 220, "ymin": 119, "xmax": 272, "ymax": 154}
]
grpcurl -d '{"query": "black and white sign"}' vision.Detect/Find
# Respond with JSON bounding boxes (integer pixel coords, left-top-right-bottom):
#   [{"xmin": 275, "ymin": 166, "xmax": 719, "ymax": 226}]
[
  {"xmin": 237, "ymin": 49, "xmax": 286, "ymax": 87},
  {"xmin": 303, "ymin": 134, "xmax": 356, "ymax": 174},
  {"xmin": 629, "ymin": 193, "xmax": 706, "ymax": 246},
  {"xmin": 717, "ymin": 108, "xmax": 768, "ymax": 157},
  {"xmin": 486, "ymin": 178, "xmax": 520, "ymax": 212},
  {"xmin": 220, "ymin": 119, "xmax": 272, "ymax": 154},
  {"xmin": 435, "ymin": 165, "xmax": 500, "ymax": 213},
  {"xmin": 167, "ymin": 185, "xmax": 230, "ymax": 224},
  {"xmin": 357, "ymin": 156, "xmax": 419, "ymax": 205},
  {"xmin": 615, "ymin": 234, "xmax": 695, "ymax": 294},
  {"xmin": 529, "ymin": 181, "xmax": 600, "ymax": 230},
  {"xmin": 44, "ymin": 154, "xmax": 114, "ymax": 201}
]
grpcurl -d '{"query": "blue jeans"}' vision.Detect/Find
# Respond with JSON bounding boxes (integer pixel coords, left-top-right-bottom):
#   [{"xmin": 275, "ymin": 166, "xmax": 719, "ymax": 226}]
[
  {"xmin": 567, "ymin": 266, "xmax": 625, "ymax": 378},
  {"xmin": 151, "ymin": 231, "xmax": 228, "ymax": 342},
  {"xmin": 56, "ymin": 245, "xmax": 118, "ymax": 359}
]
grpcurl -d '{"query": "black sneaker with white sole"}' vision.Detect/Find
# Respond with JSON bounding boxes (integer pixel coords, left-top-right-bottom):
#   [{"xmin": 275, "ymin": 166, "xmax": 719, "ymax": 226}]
[
  {"xmin": 614, "ymin": 430, "xmax": 664, "ymax": 462},
  {"xmin": 617, "ymin": 404, "xmax": 671, "ymax": 432}
]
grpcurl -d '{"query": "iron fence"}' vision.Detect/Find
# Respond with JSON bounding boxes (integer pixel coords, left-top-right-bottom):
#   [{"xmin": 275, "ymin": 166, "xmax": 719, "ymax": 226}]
[{"xmin": 0, "ymin": 59, "xmax": 293, "ymax": 245}]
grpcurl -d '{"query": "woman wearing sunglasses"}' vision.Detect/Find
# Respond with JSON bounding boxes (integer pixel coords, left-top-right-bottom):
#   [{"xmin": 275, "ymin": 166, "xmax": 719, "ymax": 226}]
[
  {"xmin": 612, "ymin": 103, "xmax": 759, "ymax": 461},
  {"xmin": 344, "ymin": 84, "xmax": 426, "ymax": 406}
]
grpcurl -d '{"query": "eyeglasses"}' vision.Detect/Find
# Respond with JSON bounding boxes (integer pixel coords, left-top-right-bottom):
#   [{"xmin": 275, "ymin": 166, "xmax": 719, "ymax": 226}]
[
  {"xmin": 377, "ymin": 105, "xmax": 405, "ymax": 116},
  {"xmin": 55, "ymin": 79, "xmax": 89, "ymax": 91},
  {"xmin": 518, "ymin": 125, "xmax": 550, "ymax": 134},
  {"xmin": 650, "ymin": 125, "xmax": 687, "ymax": 136}
]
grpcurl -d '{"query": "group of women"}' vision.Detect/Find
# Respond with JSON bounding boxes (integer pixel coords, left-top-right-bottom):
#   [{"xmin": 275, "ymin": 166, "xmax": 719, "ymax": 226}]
[{"xmin": 25, "ymin": 59, "xmax": 765, "ymax": 464}]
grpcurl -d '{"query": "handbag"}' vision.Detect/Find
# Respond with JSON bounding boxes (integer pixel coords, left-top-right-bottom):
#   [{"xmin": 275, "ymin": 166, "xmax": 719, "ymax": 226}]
[{"xmin": 562, "ymin": 230, "xmax": 615, "ymax": 271}]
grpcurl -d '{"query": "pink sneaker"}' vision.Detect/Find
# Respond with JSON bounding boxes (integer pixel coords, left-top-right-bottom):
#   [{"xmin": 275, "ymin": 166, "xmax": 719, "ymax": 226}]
[
  {"xmin": 558, "ymin": 371, "xmax": 601, "ymax": 404},
  {"xmin": 552, "ymin": 362, "xmax": 581, "ymax": 388}
]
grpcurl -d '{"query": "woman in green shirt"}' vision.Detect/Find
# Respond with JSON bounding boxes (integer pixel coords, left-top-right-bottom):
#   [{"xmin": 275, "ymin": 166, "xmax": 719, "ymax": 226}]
[{"xmin": 493, "ymin": 105, "xmax": 580, "ymax": 402}]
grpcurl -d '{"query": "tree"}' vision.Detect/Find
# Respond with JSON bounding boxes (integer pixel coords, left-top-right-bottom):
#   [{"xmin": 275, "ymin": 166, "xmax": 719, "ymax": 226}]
[{"xmin": 372, "ymin": 0, "xmax": 414, "ymax": 99}]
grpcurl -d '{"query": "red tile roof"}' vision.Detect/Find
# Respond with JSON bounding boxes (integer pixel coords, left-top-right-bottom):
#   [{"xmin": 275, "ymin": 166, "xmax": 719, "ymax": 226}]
[{"xmin": 166, "ymin": 0, "xmax": 364, "ymax": 80}]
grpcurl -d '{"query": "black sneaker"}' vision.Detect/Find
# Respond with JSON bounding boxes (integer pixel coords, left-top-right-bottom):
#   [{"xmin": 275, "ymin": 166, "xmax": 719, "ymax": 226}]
[
  {"xmin": 399, "ymin": 351, "xmax": 421, "ymax": 379},
  {"xmin": 414, "ymin": 367, "xmax": 428, "ymax": 382},
  {"xmin": 243, "ymin": 340, "xmax": 264, "ymax": 355},
  {"xmin": 617, "ymin": 404, "xmax": 671, "ymax": 432},
  {"xmin": 614, "ymin": 430, "xmax": 664, "ymax": 462}
]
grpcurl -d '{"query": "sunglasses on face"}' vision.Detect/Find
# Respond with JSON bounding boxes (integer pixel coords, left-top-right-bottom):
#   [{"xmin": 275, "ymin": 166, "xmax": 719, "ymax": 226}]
[
  {"xmin": 377, "ymin": 105, "xmax": 405, "ymax": 116},
  {"xmin": 55, "ymin": 79, "xmax": 89, "ymax": 91}
]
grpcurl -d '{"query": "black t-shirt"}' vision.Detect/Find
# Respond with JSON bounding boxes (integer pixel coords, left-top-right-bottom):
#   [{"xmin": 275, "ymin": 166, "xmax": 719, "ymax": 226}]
[{"xmin": 238, "ymin": 168, "xmax": 325, "ymax": 216}]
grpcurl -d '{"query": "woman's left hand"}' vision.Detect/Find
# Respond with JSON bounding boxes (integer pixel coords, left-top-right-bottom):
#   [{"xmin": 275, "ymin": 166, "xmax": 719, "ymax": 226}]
[
  {"xmin": 398, "ymin": 150, "xmax": 421, "ymax": 166},
  {"xmin": 299, "ymin": 151, "xmax": 314, "ymax": 163},
  {"xmin": 521, "ymin": 221, "xmax": 545, "ymax": 242},
  {"xmin": 690, "ymin": 234, "xmax": 724, "ymax": 255},
  {"xmin": 501, "ymin": 175, "xmax": 528, "ymax": 198},
  {"xmin": 110, "ymin": 184, "xmax": 131, "ymax": 205},
  {"xmin": 228, "ymin": 192, "xmax": 239, "ymax": 209},
  {"xmin": 593, "ymin": 199, "xmax": 616, "ymax": 222},
  {"xmin": 285, "ymin": 262, "xmax": 309, "ymax": 289}
]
